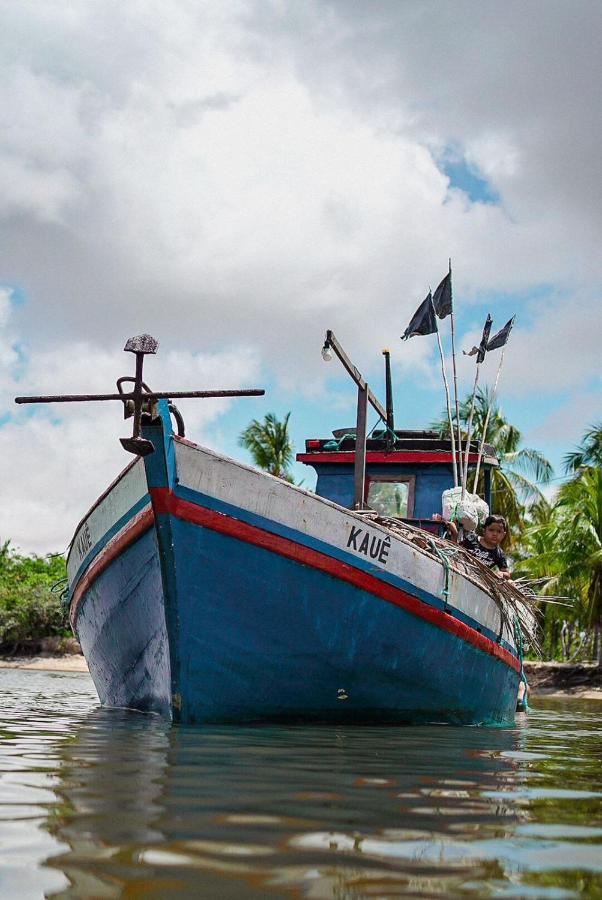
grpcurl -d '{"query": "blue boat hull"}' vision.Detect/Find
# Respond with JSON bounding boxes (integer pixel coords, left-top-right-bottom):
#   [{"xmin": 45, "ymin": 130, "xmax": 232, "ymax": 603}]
[
  {"xmin": 69, "ymin": 403, "xmax": 520, "ymax": 726},
  {"xmin": 166, "ymin": 517, "xmax": 518, "ymax": 725}
]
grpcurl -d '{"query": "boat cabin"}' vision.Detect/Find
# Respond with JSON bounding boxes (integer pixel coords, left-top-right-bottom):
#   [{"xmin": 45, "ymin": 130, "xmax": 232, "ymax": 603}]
[{"xmin": 297, "ymin": 429, "xmax": 499, "ymax": 532}]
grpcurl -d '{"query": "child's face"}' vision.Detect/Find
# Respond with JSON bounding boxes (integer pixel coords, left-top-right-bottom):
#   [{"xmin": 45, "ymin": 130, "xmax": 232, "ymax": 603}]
[{"xmin": 483, "ymin": 523, "xmax": 506, "ymax": 545}]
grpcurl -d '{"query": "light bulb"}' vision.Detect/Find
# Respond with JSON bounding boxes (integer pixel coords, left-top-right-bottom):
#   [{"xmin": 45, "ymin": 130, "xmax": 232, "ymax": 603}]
[{"xmin": 321, "ymin": 344, "xmax": 333, "ymax": 362}]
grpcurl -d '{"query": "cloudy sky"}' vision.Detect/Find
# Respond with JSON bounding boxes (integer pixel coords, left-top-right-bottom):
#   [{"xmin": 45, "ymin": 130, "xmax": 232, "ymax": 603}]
[{"xmin": 1, "ymin": 0, "xmax": 600, "ymax": 554}]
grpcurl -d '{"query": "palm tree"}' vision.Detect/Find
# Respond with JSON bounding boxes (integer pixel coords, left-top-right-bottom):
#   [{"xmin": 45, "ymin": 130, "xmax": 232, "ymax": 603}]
[
  {"xmin": 238, "ymin": 412, "xmax": 294, "ymax": 481},
  {"xmin": 515, "ymin": 427, "xmax": 602, "ymax": 660},
  {"xmin": 563, "ymin": 422, "xmax": 602, "ymax": 473},
  {"xmin": 552, "ymin": 466, "xmax": 602, "ymax": 631},
  {"xmin": 430, "ymin": 388, "xmax": 553, "ymax": 547}
]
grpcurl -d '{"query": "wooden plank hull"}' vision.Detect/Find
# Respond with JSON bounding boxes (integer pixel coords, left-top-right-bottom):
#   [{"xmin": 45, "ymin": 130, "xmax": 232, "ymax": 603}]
[{"xmin": 67, "ymin": 402, "xmax": 520, "ymax": 725}]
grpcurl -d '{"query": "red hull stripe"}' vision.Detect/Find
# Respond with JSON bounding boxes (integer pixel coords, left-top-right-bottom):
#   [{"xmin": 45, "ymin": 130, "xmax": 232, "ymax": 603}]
[
  {"xmin": 150, "ymin": 487, "xmax": 520, "ymax": 673},
  {"xmin": 69, "ymin": 505, "xmax": 154, "ymax": 629},
  {"xmin": 296, "ymin": 451, "xmax": 483, "ymax": 465}
]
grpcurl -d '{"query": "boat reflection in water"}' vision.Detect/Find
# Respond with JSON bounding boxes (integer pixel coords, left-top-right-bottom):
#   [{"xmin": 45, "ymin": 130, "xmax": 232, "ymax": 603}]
[{"xmin": 43, "ymin": 707, "xmax": 544, "ymax": 898}]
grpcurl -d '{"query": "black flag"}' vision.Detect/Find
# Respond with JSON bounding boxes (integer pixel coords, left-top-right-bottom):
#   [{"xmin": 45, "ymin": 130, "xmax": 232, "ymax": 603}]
[
  {"xmin": 432, "ymin": 272, "xmax": 452, "ymax": 319},
  {"xmin": 487, "ymin": 316, "xmax": 515, "ymax": 352},
  {"xmin": 401, "ymin": 292, "xmax": 437, "ymax": 340},
  {"xmin": 463, "ymin": 314, "xmax": 493, "ymax": 363}
]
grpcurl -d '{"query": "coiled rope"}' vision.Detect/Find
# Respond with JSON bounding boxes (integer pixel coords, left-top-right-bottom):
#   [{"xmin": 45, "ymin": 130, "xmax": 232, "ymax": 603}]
[
  {"xmin": 513, "ymin": 614, "xmax": 529, "ymax": 711},
  {"xmin": 427, "ymin": 539, "xmax": 458, "ymax": 611},
  {"xmin": 322, "ymin": 418, "xmax": 398, "ymax": 452}
]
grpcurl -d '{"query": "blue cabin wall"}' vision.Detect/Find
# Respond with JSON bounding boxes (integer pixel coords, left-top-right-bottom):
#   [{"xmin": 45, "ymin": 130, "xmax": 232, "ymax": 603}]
[
  {"xmin": 411, "ymin": 466, "xmax": 456, "ymax": 518},
  {"xmin": 314, "ymin": 466, "xmax": 355, "ymax": 509},
  {"xmin": 313, "ymin": 462, "xmax": 492, "ymax": 517},
  {"xmin": 314, "ymin": 464, "xmax": 454, "ymax": 518}
]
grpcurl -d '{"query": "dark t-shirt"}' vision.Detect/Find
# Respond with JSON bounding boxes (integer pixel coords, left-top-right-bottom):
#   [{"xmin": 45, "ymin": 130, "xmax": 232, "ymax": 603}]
[{"xmin": 461, "ymin": 532, "xmax": 508, "ymax": 570}]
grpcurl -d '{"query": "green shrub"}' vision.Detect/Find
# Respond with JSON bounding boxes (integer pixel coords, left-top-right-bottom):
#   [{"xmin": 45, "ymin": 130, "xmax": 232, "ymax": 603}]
[{"xmin": 0, "ymin": 540, "xmax": 69, "ymax": 652}]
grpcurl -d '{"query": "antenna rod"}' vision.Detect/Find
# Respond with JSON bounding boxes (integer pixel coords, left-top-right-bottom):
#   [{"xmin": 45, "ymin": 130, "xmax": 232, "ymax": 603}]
[
  {"xmin": 448, "ymin": 259, "xmax": 462, "ymax": 489},
  {"xmin": 382, "ymin": 348, "xmax": 395, "ymax": 432}
]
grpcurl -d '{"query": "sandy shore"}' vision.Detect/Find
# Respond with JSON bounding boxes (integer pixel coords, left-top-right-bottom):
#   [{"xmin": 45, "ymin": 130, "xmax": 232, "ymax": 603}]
[
  {"xmin": 0, "ymin": 656, "xmax": 600, "ymax": 699},
  {"xmin": 0, "ymin": 655, "xmax": 89, "ymax": 673},
  {"xmin": 532, "ymin": 688, "xmax": 602, "ymax": 700}
]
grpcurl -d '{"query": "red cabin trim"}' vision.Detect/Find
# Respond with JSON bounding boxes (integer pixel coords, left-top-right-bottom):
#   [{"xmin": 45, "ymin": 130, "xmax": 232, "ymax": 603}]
[{"xmin": 296, "ymin": 451, "xmax": 482, "ymax": 465}]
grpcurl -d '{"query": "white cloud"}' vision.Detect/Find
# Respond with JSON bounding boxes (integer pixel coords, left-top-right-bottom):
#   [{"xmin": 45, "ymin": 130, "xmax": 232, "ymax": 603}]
[
  {"xmin": 5, "ymin": 0, "xmax": 595, "ymax": 354},
  {"xmin": 499, "ymin": 300, "xmax": 601, "ymax": 396},
  {"xmin": 528, "ymin": 391, "xmax": 601, "ymax": 449},
  {"xmin": 0, "ymin": 0, "xmax": 601, "ymax": 550},
  {"xmin": 0, "ymin": 303, "xmax": 261, "ymax": 553}
]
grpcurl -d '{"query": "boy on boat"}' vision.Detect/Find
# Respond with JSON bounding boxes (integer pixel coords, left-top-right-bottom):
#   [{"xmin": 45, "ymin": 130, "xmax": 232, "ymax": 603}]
[{"xmin": 434, "ymin": 514, "xmax": 511, "ymax": 580}]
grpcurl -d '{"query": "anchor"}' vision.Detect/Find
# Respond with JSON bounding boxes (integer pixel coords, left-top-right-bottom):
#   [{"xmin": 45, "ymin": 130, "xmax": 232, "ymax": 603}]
[
  {"xmin": 119, "ymin": 333, "xmax": 159, "ymax": 456},
  {"xmin": 15, "ymin": 334, "xmax": 265, "ymax": 456}
]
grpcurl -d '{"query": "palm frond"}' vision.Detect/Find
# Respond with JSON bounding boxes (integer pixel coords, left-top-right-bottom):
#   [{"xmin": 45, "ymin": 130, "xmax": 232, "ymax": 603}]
[
  {"xmin": 500, "ymin": 469, "xmax": 546, "ymax": 505},
  {"xmin": 563, "ymin": 422, "xmax": 602, "ymax": 473},
  {"xmin": 239, "ymin": 412, "xmax": 294, "ymax": 478},
  {"xmin": 504, "ymin": 448, "xmax": 554, "ymax": 485}
]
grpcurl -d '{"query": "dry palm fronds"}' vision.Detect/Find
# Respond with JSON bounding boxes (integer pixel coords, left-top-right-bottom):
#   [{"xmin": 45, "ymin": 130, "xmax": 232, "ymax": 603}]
[{"xmin": 355, "ymin": 510, "xmax": 541, "ymax": 652}]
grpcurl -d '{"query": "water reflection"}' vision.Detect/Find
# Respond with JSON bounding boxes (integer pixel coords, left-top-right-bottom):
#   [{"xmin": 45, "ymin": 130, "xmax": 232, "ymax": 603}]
[
  {"xmin": 1, "ymin": 670, "xmax": 601, "ymax": 898},
  {"xmin": 40, "ymin": 711, "xmax": 583, "ymax": 896}
]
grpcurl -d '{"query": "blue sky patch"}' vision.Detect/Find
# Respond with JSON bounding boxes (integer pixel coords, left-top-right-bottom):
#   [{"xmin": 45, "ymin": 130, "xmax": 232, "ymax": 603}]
[
  {"xmin": 441, "ymin": 155, "xmax": 500, "ymax": 205},
  {"xmin": 10, "ymin": 341, "xmax": 28, "ymax": 383},
  {"xmin": 1, "ymin": 283, "xmax": 27, "ymax": 307}
]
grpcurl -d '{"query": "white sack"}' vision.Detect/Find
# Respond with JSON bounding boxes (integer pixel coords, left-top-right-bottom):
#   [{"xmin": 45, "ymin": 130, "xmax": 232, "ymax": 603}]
[{"xmin": 442, "ymin": 487, "xmax": 489, "ymax": 532}]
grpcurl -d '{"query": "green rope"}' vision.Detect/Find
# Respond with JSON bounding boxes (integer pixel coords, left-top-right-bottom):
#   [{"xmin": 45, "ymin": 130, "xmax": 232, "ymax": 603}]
[
  {"xmin": 428, "ymin": 540, "xmax": 458, "ymax": 611},
  {"xmin": 513, "ymin": 614, "xmax": 529, "ymax": 711},
  {"xmin": 51, "ymin": 577, "xmax": 71, "ymax": 615},
  {"xmin": 322, "ymin": 419, "xmax": 398, "ymax": 451},
  {"xmin": 322, "ymin": 433, "xmax": 356, "ymax": 451},
  {"xmin": 377, "ymin": 422, "xmax": 398, "ymax": 444}
]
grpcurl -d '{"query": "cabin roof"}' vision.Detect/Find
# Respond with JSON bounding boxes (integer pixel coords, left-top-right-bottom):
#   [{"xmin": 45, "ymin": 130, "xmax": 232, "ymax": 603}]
[{"xmin": 296, "ymin": 429, "xmax": 499, "ymax": 468}]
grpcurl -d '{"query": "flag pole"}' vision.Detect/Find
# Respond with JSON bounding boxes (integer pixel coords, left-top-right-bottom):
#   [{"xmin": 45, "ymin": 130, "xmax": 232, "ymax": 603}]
[
  {"xmin": 472, "ymin": 348, "xmax": 506, "ymax": 494},
  {"xmin": 461, "ymin": 362, "xmax": 481, "ymax": 498},
  {"xmin": 448, "ymin": 258, "xmax": 463, "ymax": 490},
  {"xmin": 433, "ymin": 296, "xmax": 458, "ymax": 487},
  {"xmin": 461, "ymin": 313, "xmax": 492, "ymax": 498},
  {"xmin": 471, "ymin": 315, "xmax": 515, "ymax": 494}
]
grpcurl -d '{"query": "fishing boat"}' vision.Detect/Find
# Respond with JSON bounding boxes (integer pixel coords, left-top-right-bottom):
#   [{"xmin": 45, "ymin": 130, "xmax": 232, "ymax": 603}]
[{"xmin": 17, "ymin": 332, "xmax": 533, "ymax": 725}]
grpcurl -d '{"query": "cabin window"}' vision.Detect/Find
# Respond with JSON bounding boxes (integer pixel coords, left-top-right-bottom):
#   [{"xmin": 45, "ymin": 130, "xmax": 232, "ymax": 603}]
[{"xmin": 366, "ymin": 477, "xmax": 415, "ymax": 518}]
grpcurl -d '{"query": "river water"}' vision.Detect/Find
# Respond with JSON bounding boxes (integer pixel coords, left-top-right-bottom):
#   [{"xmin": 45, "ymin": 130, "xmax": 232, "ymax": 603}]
[{"xmin": 0, "ymin": 670, "xmax": 600, "ymax": 899}]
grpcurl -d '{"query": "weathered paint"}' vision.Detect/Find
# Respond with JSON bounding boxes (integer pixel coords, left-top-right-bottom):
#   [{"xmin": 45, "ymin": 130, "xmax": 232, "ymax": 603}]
[
  {"xmin": 73, "ymin": 526, "xmax": 171, "ymax": 716},
  {"xmin": 68, "ymin": 401, "xmax": 520, "ymax": 725}
]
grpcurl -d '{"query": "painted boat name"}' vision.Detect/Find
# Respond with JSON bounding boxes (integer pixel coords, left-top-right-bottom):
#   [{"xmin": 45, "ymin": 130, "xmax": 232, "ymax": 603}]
[
  {"xmin": 75, "ymin": 522, "xmax": 92, "ymax": 561},
  {"xmin": 346, "ymin": 526, "xmax": 391, "ymax": 565}
]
